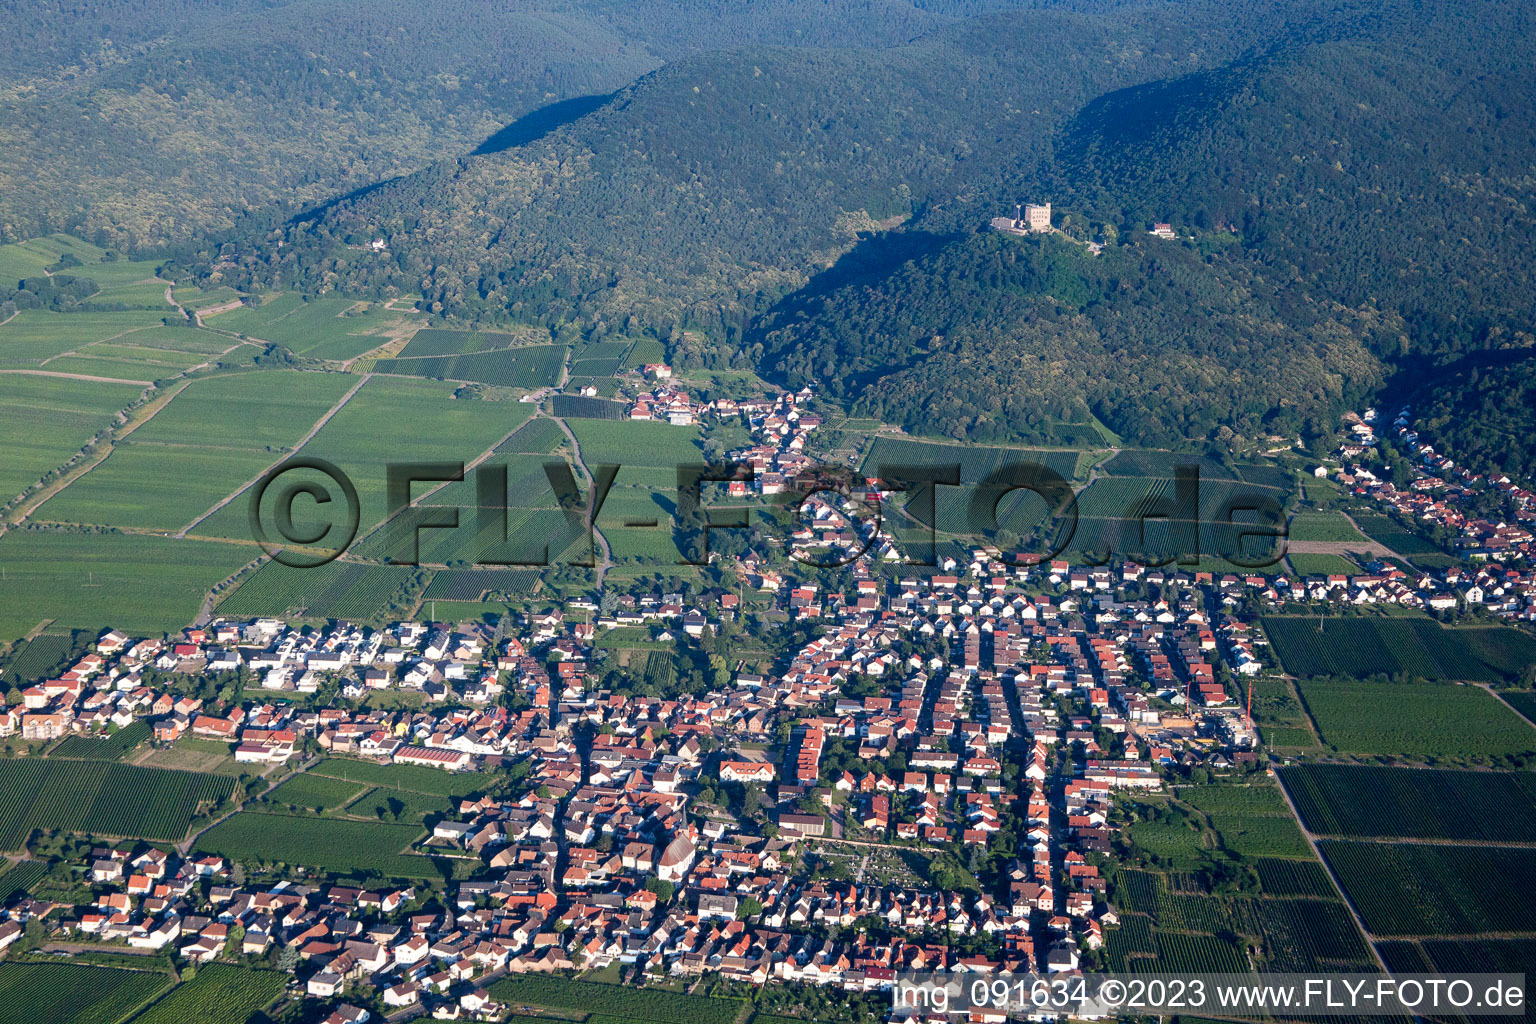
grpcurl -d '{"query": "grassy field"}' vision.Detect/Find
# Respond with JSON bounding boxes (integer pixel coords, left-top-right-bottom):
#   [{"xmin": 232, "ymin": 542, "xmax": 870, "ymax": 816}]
[
  {"xmin": 259, "ymin": 772, "xmax": 369, "ymax": 814},
  {"xmin": 1296, "ymin": 678, "xmax": 1536, "ymax": 760},
  {"xmin": 1281, "ymin": 764, "xmax": 1536, "ymax": 841},
  {"xmin": 488, "ymin": 974, "xmax": 744, "ymax": 1024},
  {"xmin": 215, "ymin": 559, "xmax": 421, "ymax": 621},
  {"xmin": 1263, "ymin": 614, "xmax": 1536, "ymax": 682},
  {"xmin": 129, "ymin": 369, "xmax": 355, "ymax": 450},
  {"xmin": 205, "ymin": 293, "xmax": 417, "ymax": 361},
  {"xmin": 0, "ymin": 759, "xmax": 234, "ymax": 848},
  {"xmin": 1288, "ymin": 511, "xmax": 1370, "ymax": 542},
  {"xmin": 0, "ymin": 374, "xmax": 145, "ymax": 502},
  {"xmin": 1287, "ymin": 552, "xmax": 1361, "ymax": 576},
  {"xmin": 0, "ymin": 631, "xmax": 87, "ymax": 688},
  {"xmin": 40, "ymin": 443, "xmax": 278, "ymax": 531},
  {"xmin": 50, "ymin": 720, "xmax": 152, "ymax": 760},
  {"xmin": 0, "ymin": 310, "xmax": 170, "ymax": 367},
  {"xmin": 191, "ymin": 811, "xmax": 442, "ymax": 879},
  {"xmin": 1321, "ymin": 840, "xmax": 1536, "ymax": 937},
  {"xmin": 375, "ymin": 343, "xmax": 567, "ymax": 387},
  {"xmin": 570, "ymin": 419, "xmax": 708, "ymax": 469},
  {"xmin": 0, "ymin": 962, "xmax": 172, "ymax": 1024},
  {"xmin": 261, "ymin": 375, "xmax": 529, "ymax": 536},
  {"xmin": 1176, "ymin": 784, "xmax": 1312, "ymax": 858},
  {"xmin": 0, "ymin": 531, "xmax": 255, "ymax": 642},
  {"xmin": 126, "ymin": 964, "xmax": 285, "ymax": 1024},
  {"xmin": 310, "ymin": 757, "xmax": 493, "ymax": 796}
]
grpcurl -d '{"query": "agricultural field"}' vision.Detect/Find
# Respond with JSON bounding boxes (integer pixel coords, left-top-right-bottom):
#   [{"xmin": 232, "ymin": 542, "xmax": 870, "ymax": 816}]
[
  {"xmin": 128, "ymin": 369, "xmax": 355, "ymax": 451},
  {"xmin": 1350, "ymin": 511, "xmax": 1446, "ymax": 556},
  {"xmin": 0, "ymin": 759, "xmax": 235, "ymax": 848},
  {"xmin": 375, "ymin": 343, "xmax": 567, "ymax": 387},
  {"xmin": 1263, "ymin": 614, "xmax": 1536, "ymax": 682},
  {"xmin": 126, "ymin": 964, "xmax": 285, "ymax": 1024},
  {"xmin": 1287, "ymin": 553, "xmax": 1361, "ymax": 576},
  {"xmin": 40, "ymin": 443, "xmax": 277, "ymax": 531},
  {"xmin": 0, "ymin": 860, "xmax": 49, "ymax": 902},
  {"xmin": 0, "ymin": 309, "xmax": 170, "ymax": 368},
  {"xmin": 421, "ymin": 567, "xmax": 540, "ymax": 601},
  {"xmin": 50, "ymin": 720, "xmax": 152, "ymax": 760},
  {"xmin": 310, "ymin": 757, "xmax": 493, "ymax": 796},
  {"xmin": 1248, "ymin": 897, "xmax": 1376, "ymax": 970},
  {"xmin": 1502, "ymin": 691, "xmax": 1536, "ymax": 723},
  {"xmin": 553, "ymin": 394, "xmax": 627, "ymax": 418},
  {"xmin": 0, "ymin": 530, "xmax": 255, "ymax": 642},
  {"xmin": 0, "ymin": 374, "xmax": 145, "ymax": 503},
  {"xmin": 1176, "ymin": 784, "xmax": 1312, "ymax": 858},
  {"xmin": 215, "ymin": 559, "xmax": 421, "ymax": 621},
  {"xmin": 262, "ymin": 375, "xmax": 528, "ymax": 536},
  {"xmin": 1281, "ymin": 764, "xmax": 1536, "ymax": 841},
  {"xmin": 1287, "ymin": 511, "xmax": 1370, "ymax": 542},
  {"xmin": 1295, "ymin": 678, "xmax": 1536, "ymax": 760},
  {"xmin": 0, "ymin": 631, "xmax": 88, "ymax": 688},
  {"xmin": 0, "ymin": 962, "xmax": 172, "ymax": 1024},
  {"xmin": 191, "ymin": 810, "xmax": 441, "ymax": 879},
  {"xmin": 488, "ymin": 974, "xmax": 744, "ymax": 1024},
  {"xmin": 1253, "ymin": 857, "xmax": 1337, "ymax": 898},
  {"xmin": 1321, "ymin": 841, "xmax": 1536, "ymax": 937},
  {"xmin": 570, "ymin": 418, "xmax": 709, "ymax": 469},
  {"xmin": 259, "ymin": 772, "xmax": 369, "ymax": 814},
  {"xmin": 205, "ymin": 293, "xmax": 417, "ymax": 361}
]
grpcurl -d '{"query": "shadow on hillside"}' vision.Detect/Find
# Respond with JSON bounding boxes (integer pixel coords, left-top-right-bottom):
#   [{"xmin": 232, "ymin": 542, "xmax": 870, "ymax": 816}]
[{"xmin": 474, "ymin": 92, "xmax": 618, "ymax": 155}]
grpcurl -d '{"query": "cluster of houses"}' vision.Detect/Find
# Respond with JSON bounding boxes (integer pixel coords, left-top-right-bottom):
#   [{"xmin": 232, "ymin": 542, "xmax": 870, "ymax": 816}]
[
  {"xmin": 1316, "ymin": 406, "xmax": 1536, "ymax": 619},
  {"xmin": 10, "ymin": 390, "xmax": 1536, "ymax": 1016}
]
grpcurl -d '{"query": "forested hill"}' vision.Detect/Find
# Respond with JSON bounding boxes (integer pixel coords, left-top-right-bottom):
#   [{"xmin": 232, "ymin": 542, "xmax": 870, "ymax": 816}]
[
  {"xmin": 183, "ymin": 0, "xmax": 1536, "ymax": 458},
  {"xmin": 0, "ymin": 0, "xmax": 1041, "ymax": 247},
  {"xmin": 759, "ymin": 0, "xmax": 1536, "ymax": 449},
  {"xmin": 196, "ymin": 0, "xmax": 1340, "ymax": 353}
]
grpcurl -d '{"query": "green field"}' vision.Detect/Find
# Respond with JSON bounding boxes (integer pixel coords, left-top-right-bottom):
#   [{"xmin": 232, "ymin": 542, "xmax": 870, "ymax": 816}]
[
  {"xmin": 50, "ymin": 721, "xmax": 152, "ymax": 760},
  {"xmin": 0, "ymin": 374, "xmax": 145, "ymax": 502},
  {"xmin": 1295, "ymin": 678, "xmax": 1536, "ymax": 760},
  {"xmin": 1253, "ymin": 857, "xmax": 1337, "ymax": 897},
  {"xmin": 205, "ymin": 293, "xmax": 415, "ymax": 360},
  {"xmin": 1321, "ymin": 840, "xmax": 1536, "ymax": 937},
  {"xmin": 375, "ymin": 343, "xmax": 567, "ymax": 387},
  {"xmin": 0, "ymin": 962, "xmax": 172, "ymax": 1024},
  {"xmin": 1287, "ymin": 553, "xmax": 1361, "ymax": 576},
  {"xmin": 0, "ymin": 310, "xmax": 170, "ymax": 367},
  {"xmin": 569, "ymin": 418, "xmax": 708, "ymax": 468},
  {"xmin": 126, "ymin": 964, "xmax": 284, "ymax": 1024},
  {"xmin": 420, "ymin": 567, "xmax": 540, "ymax": 601},
  {"xmin": 1288, "ymin": 511, "xmax": 1370, "ymax": 542},
  {"xmin": 1264, "ymin": 615, "xmax": 1536, "ymax": 682},
  {"xmin": 215, "ymin": 559, "xmax": 420, "ymax": 621},
  {"xmin": 41, "ymin": 443, "xmax": 276, "ymax": 531},
  {"xmin": 488, "ymin": 975, "xmax": 744, "ymax": 1024},
  {"xmin": 246, "ymin": 375, "xmax": 528, "ymax": 538},
  {"xmin": 1177, "ymin": 784, "xmax": 1312, "ymax": 858},
  {"xmin": 1281, "ymin": 764, "xmax": 1536, "ymax": 841},
  {"xmin": 0, "ymin": 631, "xmax": 87, "ymax": 688},
  {"xmin": 0, "ymin": 531, "xmax": 255, "ymax": 642},
  {"xmin": 259, "ymin": 772, "xmax": 369, "ymax": 813},
  {"xmin": 0, "ymin": 759, "xmax": 235, "ymax": 849},
  {"xmin": 1350, "ymin": 512, "xmax": 1445, "ymax": 556},
  {"xmin": 130, "ymin": 369, "xmax": 355, "ymax": 449},
  {"xmin": 310, "ymin": 757, "xmax": 493, "ymax": 796},
  {"xmin": 191, "ymin": 811, "xmax": 440, "ymax": 879}
]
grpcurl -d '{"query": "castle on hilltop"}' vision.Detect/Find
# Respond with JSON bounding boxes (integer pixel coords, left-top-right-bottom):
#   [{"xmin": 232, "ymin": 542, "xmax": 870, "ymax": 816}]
[{"xmin": 991, "ymin": 202, "xmax": 1053, "ymax": 235}]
